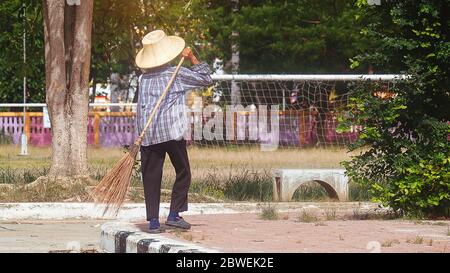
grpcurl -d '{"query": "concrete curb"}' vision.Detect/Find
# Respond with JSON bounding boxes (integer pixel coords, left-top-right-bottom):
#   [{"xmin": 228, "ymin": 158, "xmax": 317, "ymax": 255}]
[
  {"xmin": 100, "ymin": 222, "xmax": 221, "ymax": 253},
  {"xmin": 0, "ymin": 202, "xmax": 252, "ymax": 220},
  {"xmin": 0, "ymin": 202, "xmax": 380, "ymax": 220}
]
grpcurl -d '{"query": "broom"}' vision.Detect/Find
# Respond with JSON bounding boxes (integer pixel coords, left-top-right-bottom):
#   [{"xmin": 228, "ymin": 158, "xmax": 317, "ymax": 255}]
[{"xmin": 91, "ymin": 54, "xmax": 186, "ymax": 216}]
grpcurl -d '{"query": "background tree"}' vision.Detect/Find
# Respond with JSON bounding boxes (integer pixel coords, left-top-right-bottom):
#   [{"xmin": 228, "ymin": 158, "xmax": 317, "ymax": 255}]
[
  {"xmin": 1, "ymin": 0, "xmax": 380, "ymax": 106},
  {"xmin": 189, "ymin": 0, "xmax": 374, "ymax": 73},
  {"xmin": 0, "ymin": 0, "xmax": 44, "ymax": 105},
  {"xmin": 90, "ymin": 0, "xmax": 210, "ymax": 104},
  {"xmin": 341, "ymin": 0, "xmax": 450, "ymax": 217},
  {"xmin": 39, "ymin": 0, "xmax": 94, "ymax": 182}
]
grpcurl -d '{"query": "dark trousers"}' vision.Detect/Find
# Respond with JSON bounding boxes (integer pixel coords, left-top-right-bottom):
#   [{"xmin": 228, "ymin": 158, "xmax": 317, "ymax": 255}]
[{"xmin": 140, "ymin": 140, "xmax": 191, "ymax": 220}]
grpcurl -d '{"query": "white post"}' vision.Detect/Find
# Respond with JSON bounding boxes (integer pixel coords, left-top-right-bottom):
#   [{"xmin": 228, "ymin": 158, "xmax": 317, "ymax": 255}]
[
  {"xmin": 230, "ymin": 0, "xmax": 241, "ymax": 106},
  {"xmin": 20, "ymin": 3, "xmax": 28, "ymax": 156}
]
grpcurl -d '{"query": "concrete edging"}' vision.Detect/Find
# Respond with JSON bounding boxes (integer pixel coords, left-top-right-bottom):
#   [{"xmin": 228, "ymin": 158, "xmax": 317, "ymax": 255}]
[
  {"xmin": 0, "ymin": 202, "xmax": 380, "ymax": 220},
  {"xmin": 100, "ymin": 222, "xmax": 221, "ymax": 253},
  {"xmin": 0, "ymin": 202, "xmax": 254, "ymax": 220}
]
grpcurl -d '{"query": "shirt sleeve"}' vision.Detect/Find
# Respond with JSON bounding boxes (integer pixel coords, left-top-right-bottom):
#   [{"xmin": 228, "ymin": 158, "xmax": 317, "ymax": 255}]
[{"xmin": 177, "ymin": 62, "xmax": 213, "ymax": 91}]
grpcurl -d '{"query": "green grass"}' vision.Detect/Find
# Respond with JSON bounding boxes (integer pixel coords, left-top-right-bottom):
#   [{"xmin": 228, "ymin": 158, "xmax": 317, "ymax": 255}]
[
  {"xmin": 292, "ymin": 182, "xmax": 329, "ymax": 201},
  {"xmin": 0, "ymin": 144, "xmax": 370, "ymax": 202},
  {"xmin": 2, "ymin": 181, "xmax": 90, "ymax": 202},
  {"xmin": 349, "ymin": 183, "xmax": 373, "ymax": 201},
  {"xmin": 0, "ymin": 165, "xmax": 370, "ymax": 203},
  {"xmin": 0, "ymin": 167, "xmax": 50, "ymax": 184}
]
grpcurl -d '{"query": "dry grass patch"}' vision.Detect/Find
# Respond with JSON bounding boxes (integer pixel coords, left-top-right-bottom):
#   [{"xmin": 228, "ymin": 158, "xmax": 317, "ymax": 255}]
[
  {"xmin": 298, "ymin": 210, "xmax": 319, "ymax": 223},
  {"xmin": 259, "ymin": 205, "xmax": 279, "ymax": 220},
  {"xmin": 381, "ymin": 239, "xmax": 400, "ymax": 247},
  {"xmin": 406, "ymin": 236, "xmax": 424, "ymax": 244},
  {"xmin": 325, "ymin": 208, "xmax": 337, "ymax": 220},
  {"xmin": 171, "ymin": 229, "xmax": 193, "ymax": 242}
]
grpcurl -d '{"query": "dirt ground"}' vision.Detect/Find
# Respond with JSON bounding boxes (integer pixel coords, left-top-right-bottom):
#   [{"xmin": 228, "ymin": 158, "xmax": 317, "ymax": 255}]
[{"xmin": 136, "ymin": 213, "xmax": 450, "ymax": 253}]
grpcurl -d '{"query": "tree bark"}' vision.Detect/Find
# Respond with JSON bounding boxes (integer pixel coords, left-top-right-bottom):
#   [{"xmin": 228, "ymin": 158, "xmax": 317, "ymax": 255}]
[{"xmin": 43, "ymin": 0, "xmax": 93, "ymax": 179}]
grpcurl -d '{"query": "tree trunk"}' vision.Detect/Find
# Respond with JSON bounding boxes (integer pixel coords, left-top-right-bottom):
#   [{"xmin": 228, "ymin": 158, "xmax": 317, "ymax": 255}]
[{"xmin": 42, "ymin": 0, "xmax": 93, "ymax": 180}]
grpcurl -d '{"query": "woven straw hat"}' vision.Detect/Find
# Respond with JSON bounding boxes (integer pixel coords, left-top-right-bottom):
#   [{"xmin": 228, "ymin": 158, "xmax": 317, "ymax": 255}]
[{"xmin": 135, "ymin": 30, "xmax": 185, "ymax": 69}]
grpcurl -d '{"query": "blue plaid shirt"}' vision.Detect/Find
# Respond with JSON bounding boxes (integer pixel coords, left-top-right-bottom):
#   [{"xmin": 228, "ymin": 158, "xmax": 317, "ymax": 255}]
[{"xmin": 136, "ymin": 62, "xmax": 212, "ymax": 146}]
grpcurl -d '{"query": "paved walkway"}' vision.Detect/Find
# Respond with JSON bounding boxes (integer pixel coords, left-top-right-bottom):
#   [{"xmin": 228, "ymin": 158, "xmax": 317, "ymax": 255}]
[
  {"xmin": 160, "ymin": 213, "xmax": 450, "ymax": 253},
  {"xmin": 3, "ymin": 202, "xmax": 449, "ymax": 253},
  {"xmin": 0, "ymin": 220, "xmax": 105, "ymax": 253},
  {"xmin": 2, "ymin": 212, "xmax": 449, "ymax": 253}
]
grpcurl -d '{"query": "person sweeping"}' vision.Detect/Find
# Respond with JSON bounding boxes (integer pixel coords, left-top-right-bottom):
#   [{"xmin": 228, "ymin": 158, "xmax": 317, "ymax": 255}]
[{"xmin": 134, "ymin": 30, "xmax": 213, "ymax": 232}]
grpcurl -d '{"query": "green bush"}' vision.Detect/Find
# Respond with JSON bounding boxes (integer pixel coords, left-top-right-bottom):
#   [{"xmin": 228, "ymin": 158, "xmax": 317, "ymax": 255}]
[
  {"xmin": 371, "ymin": 155, "xmax": 450, "ymax": 217},
  {"xmin": 341, "ymin": 1, "xmax": 450, "ymax": 218}
]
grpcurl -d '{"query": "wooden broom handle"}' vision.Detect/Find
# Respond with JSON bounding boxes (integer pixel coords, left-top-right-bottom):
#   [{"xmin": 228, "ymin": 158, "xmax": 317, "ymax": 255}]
[{"xmin": 135, "ymin": 55, "xmax": 186, "ymax": 146}]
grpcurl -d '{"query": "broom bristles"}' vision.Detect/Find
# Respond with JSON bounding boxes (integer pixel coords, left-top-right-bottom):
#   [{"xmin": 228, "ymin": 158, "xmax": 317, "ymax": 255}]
[{"xmin": 91, "ymin": 144, "xmax": 140, "ymax": 216}]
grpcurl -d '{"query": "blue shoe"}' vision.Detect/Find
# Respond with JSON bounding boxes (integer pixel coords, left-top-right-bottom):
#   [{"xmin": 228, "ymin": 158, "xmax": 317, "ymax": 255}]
[
  {"xmin": 166, "ymin": 215, "xmax": 191, "ymax": 230},
  {"xmin": 148, "ymin": 218, "xmax": 161, "ymax": 233}
]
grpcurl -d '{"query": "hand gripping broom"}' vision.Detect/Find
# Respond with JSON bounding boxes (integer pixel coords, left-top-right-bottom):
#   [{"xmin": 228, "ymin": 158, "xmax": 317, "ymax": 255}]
[{"xmin": 91, "ymin": 55, "xmax": 186, "ymax": 216}]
